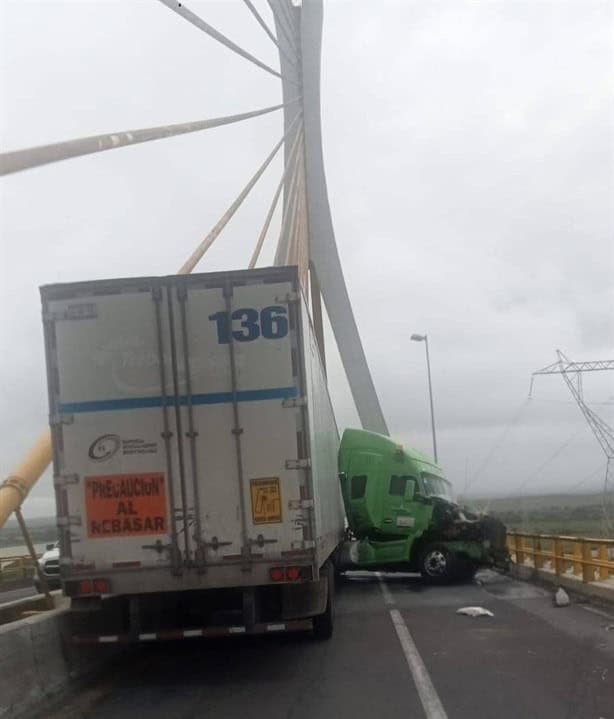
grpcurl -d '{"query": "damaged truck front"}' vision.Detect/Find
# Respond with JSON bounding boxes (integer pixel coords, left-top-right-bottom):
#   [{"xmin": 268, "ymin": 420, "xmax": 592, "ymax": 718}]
[{"xmin": 337, "ymin": 429, "xmax": 509, "ymax": 582}]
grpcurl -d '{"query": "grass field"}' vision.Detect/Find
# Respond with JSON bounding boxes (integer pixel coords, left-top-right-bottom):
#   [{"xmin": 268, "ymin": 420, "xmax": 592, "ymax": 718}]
[{"xmin": 468, "ymin": 492, "xmax": 614, "ymax": 538}]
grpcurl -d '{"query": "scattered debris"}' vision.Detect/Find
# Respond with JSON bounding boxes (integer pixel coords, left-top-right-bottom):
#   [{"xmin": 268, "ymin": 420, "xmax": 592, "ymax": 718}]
[
  {"xmin": 554, "ymin": 587, "xmax": 570, "ymax": 607},
  {"xmin": 456, "ymin": 606, "xmax": 494, "ymax": 618},
  {"xmin": 603, "ymin": 624, "xmax": 614, "ymax": 632}
]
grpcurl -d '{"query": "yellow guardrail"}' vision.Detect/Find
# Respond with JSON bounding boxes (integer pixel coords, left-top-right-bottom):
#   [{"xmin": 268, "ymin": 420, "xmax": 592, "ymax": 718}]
[
  {"xmin": 0, "ymin": 554, "xmax": 37, "ymax": 584},
  {"xmin": 507, "ymin": 531, "xmax": 614, "ymax": 583}
]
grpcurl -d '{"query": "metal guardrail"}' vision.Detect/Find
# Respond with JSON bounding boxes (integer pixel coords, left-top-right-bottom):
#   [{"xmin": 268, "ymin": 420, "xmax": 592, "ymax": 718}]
[
  {"xmin": 507, "ymin": 531, "xmax": 614, "ymax": 583},
  {"xmin": 0, "ymin": 555, "xmax": 36, "ymax": 584}
]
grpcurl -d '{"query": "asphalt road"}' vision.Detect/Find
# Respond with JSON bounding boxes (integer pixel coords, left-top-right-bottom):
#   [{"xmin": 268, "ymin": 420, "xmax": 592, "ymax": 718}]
[
  {"xmin": 0, "ymin": 584, "xmax": 37, "ymax": 603},
  {"xmin": 43, "ymin": 571, "xmax": 614, "ymax": 719}
]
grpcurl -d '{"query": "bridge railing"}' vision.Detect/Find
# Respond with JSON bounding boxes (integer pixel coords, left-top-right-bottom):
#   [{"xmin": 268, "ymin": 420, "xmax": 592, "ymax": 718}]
[
  {"xmin": 507, "ymin": 531, "xmax": 614, "ymax": 584},
  {"xmin": 0, "ymin": 554, "xmax": 37, "ymax": 585}
]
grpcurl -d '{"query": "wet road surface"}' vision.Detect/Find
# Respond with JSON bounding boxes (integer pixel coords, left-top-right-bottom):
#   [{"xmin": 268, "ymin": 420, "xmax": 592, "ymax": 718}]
[{"xmin": 43, "ymin": 571, "xmax": 614, "ymax": 719}]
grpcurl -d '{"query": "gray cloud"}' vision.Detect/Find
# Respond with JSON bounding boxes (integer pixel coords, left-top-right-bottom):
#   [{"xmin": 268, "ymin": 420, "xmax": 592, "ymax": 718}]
[{"xmin": 1, "ymin": 0, "xmax": 613, "ymax": 516}]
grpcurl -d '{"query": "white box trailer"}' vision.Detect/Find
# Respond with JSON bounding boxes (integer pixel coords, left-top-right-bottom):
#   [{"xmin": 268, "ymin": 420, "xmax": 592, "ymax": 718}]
[{"xmin": 41, "ymin": 267, "xmax": 345, "ymax": 641}]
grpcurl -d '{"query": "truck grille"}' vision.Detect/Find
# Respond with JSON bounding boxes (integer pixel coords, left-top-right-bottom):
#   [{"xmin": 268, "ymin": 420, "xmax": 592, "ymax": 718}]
[{"xmin": 43, "ymin": 560, "xmax": 60, "ymax": 576}]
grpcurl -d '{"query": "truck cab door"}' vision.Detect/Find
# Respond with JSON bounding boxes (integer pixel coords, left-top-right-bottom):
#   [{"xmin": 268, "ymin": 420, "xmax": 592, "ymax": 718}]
[{"xmin": 382, "ymin": 475, "xmax": 419, "ymax": 535}]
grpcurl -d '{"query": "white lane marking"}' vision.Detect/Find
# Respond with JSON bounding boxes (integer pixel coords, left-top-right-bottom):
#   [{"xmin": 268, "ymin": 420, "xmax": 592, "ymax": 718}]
[
  {"xmin": 580, "ymin": 605, "xmax": 614, "ymax": 621},
  {"xmin": 389, "ymin": 609, "xmax": 449, "ymax": 719},
  {"xmin": 376, "ymin": 571, "xmax": 395, "ymax": 606},
  {"xmin": 377, "ymin": 574, "xmax": 448, "ymax": 719}
]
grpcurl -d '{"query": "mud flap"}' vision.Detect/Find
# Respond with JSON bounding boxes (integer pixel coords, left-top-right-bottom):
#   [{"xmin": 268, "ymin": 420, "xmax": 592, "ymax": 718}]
[{"xmin": 281, "ymin": 574, "xmax": 327, "ymax": 619}]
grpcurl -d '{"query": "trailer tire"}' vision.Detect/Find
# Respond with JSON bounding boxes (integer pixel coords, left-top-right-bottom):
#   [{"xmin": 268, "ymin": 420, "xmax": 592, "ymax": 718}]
[
  {"xmin": 312, "ymin": 563, "xmax": 334, "ymax": 640},
  {"xmin": 419, "ymin": 544, "xmax": 455, "ymax": 584}
]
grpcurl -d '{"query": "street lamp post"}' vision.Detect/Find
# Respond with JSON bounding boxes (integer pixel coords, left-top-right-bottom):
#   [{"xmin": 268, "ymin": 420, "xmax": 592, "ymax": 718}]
[{"xmin": 410, "ymin": 333, "xmax": 438, "ymax": 464}]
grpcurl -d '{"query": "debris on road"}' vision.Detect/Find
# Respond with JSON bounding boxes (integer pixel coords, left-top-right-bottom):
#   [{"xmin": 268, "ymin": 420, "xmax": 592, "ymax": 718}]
[
  {"xmin": 456, "ymin": 606, "xmax": 494, "ymax": 618},
  {"xmin": 554, "ymin": 587, "xmax": 570, "ymax": 607}
]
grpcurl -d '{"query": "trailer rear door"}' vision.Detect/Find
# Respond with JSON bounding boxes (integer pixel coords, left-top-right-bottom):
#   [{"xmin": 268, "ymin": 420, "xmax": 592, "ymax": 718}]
[{"xmin": 43, "ymin": 270, "xmax": 312, "ymax": 579}]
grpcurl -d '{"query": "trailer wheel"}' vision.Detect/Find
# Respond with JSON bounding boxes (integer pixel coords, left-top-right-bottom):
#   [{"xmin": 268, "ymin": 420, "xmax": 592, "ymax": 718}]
[
  {"xmin": 312, "ymin": 562, "xmax": 334, "ymax": 640},
  {"xmin": 420, "ymin": 544, "xmax": 455, "ymax": 584}
]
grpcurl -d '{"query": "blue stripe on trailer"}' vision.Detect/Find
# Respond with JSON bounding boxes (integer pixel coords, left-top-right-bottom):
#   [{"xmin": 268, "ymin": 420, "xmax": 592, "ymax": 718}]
[{"xmin": 59, "ymin": 386, "xmax": 298, "ymax": 414}]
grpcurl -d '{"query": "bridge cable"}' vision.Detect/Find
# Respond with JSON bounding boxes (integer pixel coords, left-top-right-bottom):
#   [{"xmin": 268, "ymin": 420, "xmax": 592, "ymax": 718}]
[
  {"xmin": 178, "ymin": 112, "xmax": 302, "ymax": 275},
  {"xmin": 295, "ymin": 160, "xmax": 310, "ymax": 288},
  {"xmin": 273, "ymin": 138, "xmax": 304, "ymax": 265},
  {"xmin": 0, "ymin": 103, "xmax": 295, "ymax": 177},
  {"xmin": 242, "ymin": 0, "xmax": 296, "ymax": 70},
  {"xmin": 249, "ymin": 123, "xmax": 304, "ymax": 269},
  {"xmin": 242, "ymin": 0, "xmax": 278, "ymax": 46},
  {"xmin": 285, "ymin": 151, "xmax": 307, "ymax": 267},
  {"xmin": 158, "ymin": 0, "xmax": 291, "ymax": 82},
  {"xmin": 267, "ymin": 1, "xmax": 298, "ymax": 56}
]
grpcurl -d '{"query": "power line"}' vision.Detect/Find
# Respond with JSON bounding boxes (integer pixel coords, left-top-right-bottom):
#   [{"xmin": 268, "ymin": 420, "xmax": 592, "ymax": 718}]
[
  {"xmin": 0, "ymin": 103, "xmax": 294, "ymax": 176},
  {"xmin": 464, "ymin": 400, "xmax": 530, "ymax": 493},
  {"xmin": 503, "ymin": 427, "xmax": 583, "ymax": 500},
  {"xmin": 158, "ymin": 0, "xmax": 283, "ymax": 80},
  {"xmin": 564, "ymin": 462, "xmax": 607, "ymax": 494}
]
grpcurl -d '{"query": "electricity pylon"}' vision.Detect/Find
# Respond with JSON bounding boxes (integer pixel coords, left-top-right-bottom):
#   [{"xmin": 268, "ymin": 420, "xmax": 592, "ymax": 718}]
[{"xmin": 531, "ymin": 350, "xmax": 614, "ymax": 535}]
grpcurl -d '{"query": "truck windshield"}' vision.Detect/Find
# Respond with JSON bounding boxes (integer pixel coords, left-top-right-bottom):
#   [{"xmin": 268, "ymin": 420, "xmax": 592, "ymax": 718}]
[{"xmin": 421, "ymin": 473, "xmax": 453, "ymax": 500}]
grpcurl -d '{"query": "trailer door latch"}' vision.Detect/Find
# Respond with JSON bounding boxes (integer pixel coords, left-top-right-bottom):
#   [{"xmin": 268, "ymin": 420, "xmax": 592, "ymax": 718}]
[
  {"xmin": 54, "ymin": 473, "xmax": 79, "ymax": 487},
  {"xmin": 285, "ymin": 459, "xmax": 311, "ymax": 470},
  {"xmin": 282, "ymin": 397, "xmax": 307, "ymax": 408}
]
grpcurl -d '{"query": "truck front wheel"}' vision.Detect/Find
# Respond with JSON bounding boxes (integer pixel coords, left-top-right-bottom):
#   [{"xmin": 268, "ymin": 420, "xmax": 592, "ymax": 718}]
[
  {"xmin": 312, "ymin": 562, "xmax": 334, "ymax": 640},
  {"xmin": 420, "ymin": 544, "xmax": 455, "ymax": 584}
]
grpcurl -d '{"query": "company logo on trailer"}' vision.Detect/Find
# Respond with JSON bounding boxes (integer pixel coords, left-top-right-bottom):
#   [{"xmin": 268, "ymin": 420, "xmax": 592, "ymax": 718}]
[
  {"xmin": 88, "ymin": 434, "xmax": 121, "ymax": 462},
  {"xmin": 88, "ymin": 434, "xmax": 158, "ymax": 462}
]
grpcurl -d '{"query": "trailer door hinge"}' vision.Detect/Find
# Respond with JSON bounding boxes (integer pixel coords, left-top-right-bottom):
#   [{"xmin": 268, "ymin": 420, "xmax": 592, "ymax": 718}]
[
  {"xmin": 57, "ymin": 515, "xmax": 82, "ymax": 528},
  {"xmin": 248, "ymin": 534, "xmax": 278, "ymax": 548},
  {"xmin": 282, "ymin": 396, "xmax": 307, "ymax": 408},
  {"xmin": 285, "ymin": 459, "xmax": 311, "ymax": 470},
  {"xmin": 54, "ymin": 473, "xmax": 79, "ymax": 487},
  {"xmin": 49, "ymin": 413, "xmax": 74, "ymax": 426},
  {"xmin": 43, "ymin": 304, "xmax": 98, "ymax": 322},
  {"xmin": 288, "ymin": 498, "xmax": 314, "ymax": 511},
  {"xmin": 274, "ymin": 291, "xmax": 299, "ymax": 303}
]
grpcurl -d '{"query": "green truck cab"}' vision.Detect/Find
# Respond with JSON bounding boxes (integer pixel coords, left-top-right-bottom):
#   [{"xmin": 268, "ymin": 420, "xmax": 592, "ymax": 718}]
[{"xmin": 337, "ymin": 429, "xmax": 509, "ymax": 582}]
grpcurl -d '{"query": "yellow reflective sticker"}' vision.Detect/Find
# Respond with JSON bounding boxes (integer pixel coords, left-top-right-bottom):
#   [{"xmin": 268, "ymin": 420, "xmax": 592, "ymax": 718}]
[{"xmin": 250, "ymin": 477, "xmax": 282, "ymax": 524}]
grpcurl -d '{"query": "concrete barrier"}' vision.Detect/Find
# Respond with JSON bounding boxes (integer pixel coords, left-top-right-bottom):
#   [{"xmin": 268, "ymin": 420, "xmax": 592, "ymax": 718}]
[
  {"xmin": 511, "ymin": 562, "xmax": 614, "ymax": 606},
  {"xmin": 0, "ymin": 593, "xmax": 60, "ymax": 626},
  {"xmin": 0, "ymin": 598, "xmax": 119, "ymax": 719}
]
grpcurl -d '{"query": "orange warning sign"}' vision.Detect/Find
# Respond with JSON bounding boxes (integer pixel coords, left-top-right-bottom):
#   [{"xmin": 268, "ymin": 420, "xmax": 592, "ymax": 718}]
[
  {"xmin": 85, "ymin": 473, "xmax": 167, "ymax": 538},
  {"xmin": 250, "ymin": 477, "xmax": 282, "ymax": 524}
]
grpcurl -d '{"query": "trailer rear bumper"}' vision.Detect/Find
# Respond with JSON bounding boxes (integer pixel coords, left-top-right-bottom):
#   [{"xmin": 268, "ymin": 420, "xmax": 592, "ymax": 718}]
[
  {"xmin": 72, "ymin": 619, "xmax": 314, "ymax": 644},
  {"xmin": 63, "ymin": 557, "xmax": 318, "ymax": 596}
]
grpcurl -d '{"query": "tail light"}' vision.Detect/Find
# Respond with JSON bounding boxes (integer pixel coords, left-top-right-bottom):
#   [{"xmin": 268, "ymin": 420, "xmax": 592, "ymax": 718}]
[
  {"xmin": 286, "ymin": 566, "xmax": 301, "ymax": 581},
  {"xmin": 269, "ymin": 566, "xmax": 311, "ymax": 582},
  {"xmin": 68, "ymin": 578, "xmax": 111, "ymax": 596},
  {"xmin": 93, "ymin": 578, "xmax": 110, "ymax": 594},
  {"xmin": 269, "ymin": 567, "xmax": 285, "ymax": 582}
]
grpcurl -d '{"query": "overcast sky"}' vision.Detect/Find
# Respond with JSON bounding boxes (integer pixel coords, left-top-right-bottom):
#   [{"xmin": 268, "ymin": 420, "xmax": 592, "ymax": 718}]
[{"xmin": 1, "ymin": 0, "xmax": 613, "ymax": 518}]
